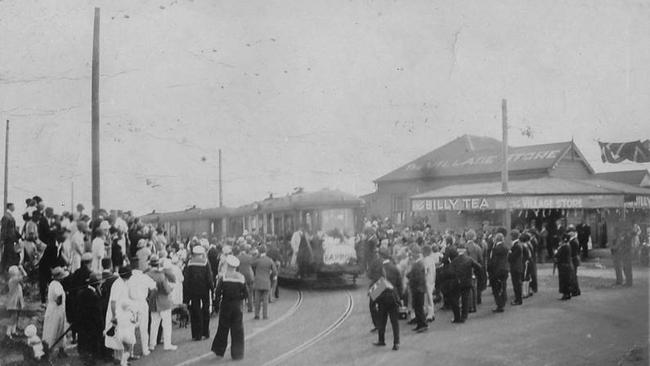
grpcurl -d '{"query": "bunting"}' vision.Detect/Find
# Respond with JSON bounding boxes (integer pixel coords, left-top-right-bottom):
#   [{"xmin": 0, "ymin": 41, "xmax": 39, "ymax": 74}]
[{"xmin": 599, "ymin": 140, "xmax": 650, "ymax": 163}]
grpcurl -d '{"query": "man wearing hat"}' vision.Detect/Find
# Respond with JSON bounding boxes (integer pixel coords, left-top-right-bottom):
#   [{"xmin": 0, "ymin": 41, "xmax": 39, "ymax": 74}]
[
  {"xmin": 76, "ymin": 272, "xmax": 104, "ymax": 363},
  {"xmin": 567, "ymin": 226, "xmax": 581, "ymax": 296},
  {"xmin": 63, "ymin": 252, "xmax": 93, "ymax": 343},
  {"xmin": 406, "ymin": 246, "xmax": 427, "ymax": 332},
  {"xmin": 508, "ymin": 230, "xmax": 524, "ymax": 306},
  {"xmin": 252, "ymin": 245, "xmax": 277, "ymax": 320},
  {"xmin": 146, "ymin": 255, "xmax": 177, "ymax": 351},
  {"xmin": 211, "ymin": 255, "xmax": 248, "ymax": 360},
  {"xmin": 183, "ymin": 245, "xmax": 214, "ymax": 341},
  {"xmin": 127, "ymin": 256, "xmax": 156, "ymax": 356},
  {"xmin": 236, "ymin": 246, "xmax": 255, "ymax": 312}
]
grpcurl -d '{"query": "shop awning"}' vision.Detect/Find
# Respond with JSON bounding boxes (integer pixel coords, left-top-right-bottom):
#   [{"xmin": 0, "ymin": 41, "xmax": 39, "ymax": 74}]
[{"xmin": 410, "ymin": 177, "xmax": 650, "ymax": 211}]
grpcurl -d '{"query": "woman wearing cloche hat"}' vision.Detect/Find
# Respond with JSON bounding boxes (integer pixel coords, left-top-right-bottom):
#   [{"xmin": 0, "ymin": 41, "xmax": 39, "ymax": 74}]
[{"xmin": 211, "ymin": 255, "xmax": 248, "ymax": 361}]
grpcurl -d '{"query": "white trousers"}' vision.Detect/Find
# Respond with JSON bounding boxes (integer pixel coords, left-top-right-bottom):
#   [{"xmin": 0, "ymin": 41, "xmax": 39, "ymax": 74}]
[
  {"xmin": 132, "ymin": 301, "xmax": 149, "ymax": 352},
  {"xmin": 425, "ymin": 284, "xmax": 435, "ymax": 318},
  {"xmin": 149, "ymin": 309, "xmax": 172, "ymax": 348}
]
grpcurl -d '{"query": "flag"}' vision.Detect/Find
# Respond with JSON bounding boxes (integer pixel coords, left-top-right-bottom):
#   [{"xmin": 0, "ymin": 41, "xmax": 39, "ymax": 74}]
[{"xmin": 599, "ymin": 140, "xmax": 650, "ymax": 163}]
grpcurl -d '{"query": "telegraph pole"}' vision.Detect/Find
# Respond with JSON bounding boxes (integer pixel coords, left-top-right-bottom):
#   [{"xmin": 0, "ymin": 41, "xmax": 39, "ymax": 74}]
[
  {"xmin": 91, "ymin": 7, "xmax": 100, "ymax": 219},
  {"xmin": 3, "ymin": 120, "xmax": 9, "ymax": 210},
  {"xmin": 501, "ymin": 99, "xmax": 511, "ymax": 237},
  {"xmin": 70, "ymin": 181, "xmax": 74, "ymax": 212},
  {"xmin": 218, "ymin": 148, "xmax": 223, "ymax": 207}
]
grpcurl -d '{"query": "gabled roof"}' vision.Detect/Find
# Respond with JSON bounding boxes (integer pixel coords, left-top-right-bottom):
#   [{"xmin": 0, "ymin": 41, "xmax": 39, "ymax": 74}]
[
  {"xmin": 595, "ymin": 170, "xmax": 650, "ymax": 187},
  {"xmin": 375, "ymin": 136, "xmax": 589, "ymax": 182}
]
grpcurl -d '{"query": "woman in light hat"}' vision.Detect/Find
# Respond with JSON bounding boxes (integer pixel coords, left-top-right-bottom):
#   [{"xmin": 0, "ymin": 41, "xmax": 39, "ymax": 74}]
[
  {"xmin": 211, "ymin": 255, "xmax": 248, "ymax": 360},
  {"xmin": 43, "ymin": 266, "xmax": 69, "ymax": 358}
]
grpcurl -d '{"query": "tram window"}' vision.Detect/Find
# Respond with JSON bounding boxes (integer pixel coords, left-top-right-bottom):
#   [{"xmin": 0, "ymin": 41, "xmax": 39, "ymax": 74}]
[{"xmin": 321, "ymin": 208, "xmax": 354, "ymax": 235}]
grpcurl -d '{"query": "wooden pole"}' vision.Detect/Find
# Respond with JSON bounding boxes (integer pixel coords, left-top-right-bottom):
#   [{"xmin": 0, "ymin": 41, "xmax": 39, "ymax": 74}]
[
  {"xmin": 70, "ymin": 181, "xmax": 74, "ymax": 213},
  {"xmin": 218, "ymin": 149, "xmax": 223, "ymax": 207},
  {"xmin": 501, "ymin": 99, "xmax": 511, "ymax": 236},
  {"xmin": 91, "ymin": 7, "xmax": 101, "ymax": 219},
  {"xmin": 3, "ymin": 120, "xmax": 9, "ymax": 210}
]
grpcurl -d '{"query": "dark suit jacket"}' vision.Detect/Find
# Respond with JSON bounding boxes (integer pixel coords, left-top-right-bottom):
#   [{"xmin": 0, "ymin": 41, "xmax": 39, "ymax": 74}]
[
  {"xmin": 0, "ymin": 212, "xmax": 19, "ymax": 246},
  {"xmin": 252, "ymin": 255, "xmax": 277, "ymax": 291},
  {"xmin": 508, "ymin": 241, "xmax": 524, "ymax": 274},
  {"xmin": 237, "ymin": 253, "xmax": 255, "ymax": 283},
  {"xmin": 407, "ymin": 260, "xmax": 427, "ymax": 293},
  {"xmin": 449, "ymin": 254, "xmax": 483, "ymax": 289},
  {"xmin": 488, "ymin": 242, "xmax": 509, "ymax": 278},
  {"xmin": 569, "ymin": 238, "xmax": 581, "ymax": 267},
  {"xmin": 367, "ymin": 256, "xmax": 384, "ymax": 285},
  {"xmin": 382, "ymin": 261, "xmax": 403, "ymax": 296}
]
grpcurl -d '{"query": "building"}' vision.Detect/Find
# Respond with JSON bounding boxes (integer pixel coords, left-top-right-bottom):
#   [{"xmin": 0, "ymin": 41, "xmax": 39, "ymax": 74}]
[{"xmin": 366, "ymin": 134, "xmax": 650, "ymax": 246}]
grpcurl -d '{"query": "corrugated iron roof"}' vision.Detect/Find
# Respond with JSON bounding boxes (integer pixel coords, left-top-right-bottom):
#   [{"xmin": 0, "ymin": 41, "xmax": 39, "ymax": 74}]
[
  {"xmin": 376, "ymin": 136, "xmax": 577, "ymax": 182},
  {"xmin": 411, "ymin": 177, "xmax": 650, "ymax": 199},
  {"xmin": 140, "ymin": 206, "xmax": 234, "ymax": 222}
]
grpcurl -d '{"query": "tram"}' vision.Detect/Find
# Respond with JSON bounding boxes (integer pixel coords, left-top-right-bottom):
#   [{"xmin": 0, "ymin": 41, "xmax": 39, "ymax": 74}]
[
  {"xmin": 231, "ymin": 189, "xmax": 365, "ymax": 285},
  {"xmin": 140, "ymin": 189, "xmax": 365, "ymax": 285}
]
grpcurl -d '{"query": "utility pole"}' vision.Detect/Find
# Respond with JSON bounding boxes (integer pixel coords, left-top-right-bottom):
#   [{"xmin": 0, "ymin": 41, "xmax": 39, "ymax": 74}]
[
  {"xmin": 70, "ymin": 181, "xmax": 74, "ymax": 212},
  {"xmin": 501, "ymin": 99, "xmax": 511, "ymax": 238},
  {"xmin": 91, "ymin": 7, "xmax": 100, "ymax": 219},
  {"xmin": 3, "ymin": 120, "xmax": 9, "ymax": 210},
  {"xmin": 218, "ymin": 148, "xmax": 223, "ymax": 207}
]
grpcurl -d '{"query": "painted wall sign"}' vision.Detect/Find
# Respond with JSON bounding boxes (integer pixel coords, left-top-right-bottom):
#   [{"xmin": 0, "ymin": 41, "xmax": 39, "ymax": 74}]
[
  {"xmin": 404, "ymin": 150, "xmax": 561, "ymax": 171},
  {"xmin": 412, "ymin": 194, "xmax": 627, "ymax": 211},
  {"xmin": 412, "ymin": 197, "xmax": 494, "ymax": 211}
]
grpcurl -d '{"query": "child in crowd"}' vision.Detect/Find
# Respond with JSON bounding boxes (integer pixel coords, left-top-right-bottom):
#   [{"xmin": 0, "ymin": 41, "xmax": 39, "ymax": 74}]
[{"xmin": 6, "ymin": 265, "xmax": 25, "ymax": 338}]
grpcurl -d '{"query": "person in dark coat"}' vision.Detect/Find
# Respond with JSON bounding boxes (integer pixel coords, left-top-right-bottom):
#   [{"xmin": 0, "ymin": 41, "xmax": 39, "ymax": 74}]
[
  {"xmin": 520, "ymin": 233, "xmax": 534, "ymax": 298},
  {"xmin": 554, "ymin": 234, "xmax": 574, "ymax": 300},
  {"xmin": 611, "ymin": 226, "xmax": 633, "ymax": 286},
  {"xmin": 508, "ymin": 230, "xmax": 523, "ymax": 305},
  {"xmin": 1, "ymin": 203, "xmax": 20, "ymax": 272},
  {"xmin": 406, "ymin": 247, "xmax": 427, "ymax": 332},
  {"xmin": 62, "ymin": 252, "xmax": 93, "ymax": 343},
  {"xmin": 373, "ymin": 248, "xmax": 402, "ymax": 351},
  {"xmin": 576, "ymin": 220, "xmax": 591, "ymax": 259},
  {"xmin": 366, "ymin": 247, "xmax": 383, "ymax": 332},
  {"xmin": 183, "ymin": 245, "xmax": 214, "ymax": 341},
  {"xmin": 567, "ymin": 226, "xmax": 581, "ymax": 296},
  {"xmin": 525, "ymin": 230, "xmax": 539, "ymax": 293},
  {"xmin": 38, "ymin": 227, "xmax": 66, "ymax": 304},
  {"xmin": 444, "ymin": 247, "xmax": 484, "ymax": 323},
  {"xmin": 211, "ymin": 255, "xmax": 248, "ymax": 360},
  {"xmin": 487, "ymin": 233, "xmax": 509, "ymax": 313},
  {"xmin": 76, "ymin": 273, "xmax": 104, "ymax": 365},
  {"xmin": 464, "ymin": 230, "xmax": 484, "ymax": 309},
  {"xmin": 296, "ymin": 232, "xmax": 313, "ymax": 278}
]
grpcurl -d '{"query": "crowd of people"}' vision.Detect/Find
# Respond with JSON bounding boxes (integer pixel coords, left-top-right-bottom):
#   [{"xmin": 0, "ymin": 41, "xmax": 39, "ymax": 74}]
[
  {"xmin": 358, "ymin": 218, "xmax": 645, "ymax": 351},
  {"xmin": 0, "ymin": 197, "xmax": 281, "ymax": 364}
]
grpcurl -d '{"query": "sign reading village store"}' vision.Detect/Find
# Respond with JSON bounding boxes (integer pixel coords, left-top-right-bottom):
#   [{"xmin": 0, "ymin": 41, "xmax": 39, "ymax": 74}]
[
  {"xmin": 412, "ymin": 194, "xmax": 625, "ymax": 212},
  {"xmin": 406, "ymin": 149, "xmax": 561, "ymax": 171}
]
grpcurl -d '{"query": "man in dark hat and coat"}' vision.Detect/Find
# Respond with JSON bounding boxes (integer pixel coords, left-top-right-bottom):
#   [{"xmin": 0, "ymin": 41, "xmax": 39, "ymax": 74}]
[
  {"xmin": 76, "ymin": 272, "xmax": 104, "ymax": 365},
  {"xmin": 487, "ymin": 233, "xmax": 509, "ymax": 313},
  {"xmin": 184, "ymin": 245, "xmax": 214, "ymax": 341}
]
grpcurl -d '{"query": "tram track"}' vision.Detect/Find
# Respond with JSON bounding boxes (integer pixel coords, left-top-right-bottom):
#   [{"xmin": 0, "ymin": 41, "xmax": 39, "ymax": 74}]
[
  {"xmin": 260, "ymin": 290, "xmax": 354, "ymax": 366},
  {"xmin": 178, "ymin": 289, "xmax": 304, "ymax": 366}
]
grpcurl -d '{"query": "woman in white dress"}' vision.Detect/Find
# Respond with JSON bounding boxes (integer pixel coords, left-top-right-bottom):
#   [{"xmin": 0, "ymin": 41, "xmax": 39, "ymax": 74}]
[{"xmin": 42, "ymin": 267, "xmax": 69, "ymax": 358}]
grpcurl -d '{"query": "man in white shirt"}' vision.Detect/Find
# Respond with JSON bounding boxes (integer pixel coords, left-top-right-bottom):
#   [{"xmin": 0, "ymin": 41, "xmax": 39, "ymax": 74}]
[{"xmin": 127, "ymin": 258, "xmax": 156, "ymax": 356}]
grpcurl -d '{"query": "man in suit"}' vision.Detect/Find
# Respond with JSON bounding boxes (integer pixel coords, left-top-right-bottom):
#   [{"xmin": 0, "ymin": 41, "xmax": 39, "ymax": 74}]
[
  {"xmin": 446, "ymin": 246, "xmax": 484, "ymax": 323},
  {"xmin": 406, "ymin": 246, "xmax": 427, "ymax": 332},
  {"xmin": 252, "ymin": 245, "xmax": 277, "ymax": 320},
  {"xmin": 464, "ymin": 229, "xmax": 484, "ymax": 309},
  {"xmin": 488, "ymin": 233, "xmax": 509, "ymax": 313},
  {"xmin": 577, "ymin": 220, "xmax": 591, "ymax": 259},
  {"xmin": 567, "ymin": 226, "xmax": 581, "ymax": 296},
  {"xmin": 236, "ymin": 246, "xmax": 255, "ymax": 312},
  {"xmin": 373, "ymin": 248, "xmax": 402, "ymax": 351},
  {"xmin": 1, "ymin": 203, "xmax": 20, "ymax": 272},
  {"xmin": 508, "ymin": 230, "xmax": 523, "ymax": 305},
  {"xmin": 183, "ymin": 245, "xmax": 214, "ymax": 341},
  {"xmin": 366, "ymin": 247, "xmax": 383, "ymax": 333}
]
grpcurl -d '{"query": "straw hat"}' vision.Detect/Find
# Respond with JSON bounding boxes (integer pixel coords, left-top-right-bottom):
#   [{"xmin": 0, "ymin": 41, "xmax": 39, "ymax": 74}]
[{"xmin": 225, "ymin": 255, "xmax": 240, "ymax": 268}]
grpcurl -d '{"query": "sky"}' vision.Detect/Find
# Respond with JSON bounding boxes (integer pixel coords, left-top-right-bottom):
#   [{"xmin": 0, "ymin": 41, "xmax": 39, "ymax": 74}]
[{"xmin": 0, "ymin": 0, "xmax": 649, "ymax": 215}]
